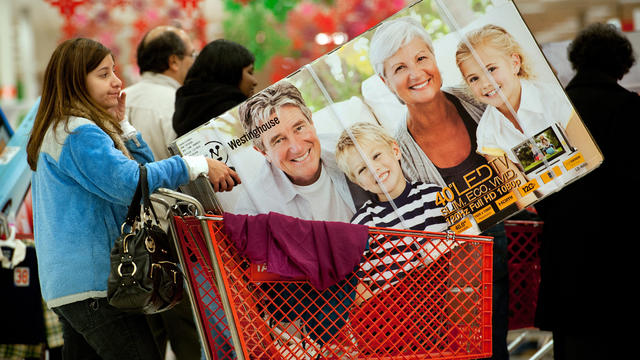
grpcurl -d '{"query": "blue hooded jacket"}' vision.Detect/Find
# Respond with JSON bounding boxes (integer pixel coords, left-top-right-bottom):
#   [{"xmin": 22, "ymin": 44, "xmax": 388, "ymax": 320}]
[{"xmin": 32, "ymin": 116, "xmax": 189, "ymax": 308}]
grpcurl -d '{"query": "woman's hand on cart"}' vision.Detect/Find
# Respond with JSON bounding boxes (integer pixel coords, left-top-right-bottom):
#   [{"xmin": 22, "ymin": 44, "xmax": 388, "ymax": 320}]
[{"xmin": 206, "ymin": 158, "xmax": 242, "ymax": 192}]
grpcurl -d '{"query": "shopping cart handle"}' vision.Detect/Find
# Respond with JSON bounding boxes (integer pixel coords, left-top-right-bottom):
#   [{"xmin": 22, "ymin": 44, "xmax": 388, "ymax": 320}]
[{"xmin": 154, "ymin": 188, "xmax": 206, "ymax": 216}]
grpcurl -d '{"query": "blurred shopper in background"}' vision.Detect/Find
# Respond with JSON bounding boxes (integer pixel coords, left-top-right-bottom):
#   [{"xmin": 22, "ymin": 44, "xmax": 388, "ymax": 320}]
[
  {"xmin": 124, "ymin": 25, "xmax": 203, "ymax": 359},
  {"xmin": 173, "ymin": 39, "xmax": 257, "ymax": 137},
  {"xmin": 125, "ymin": 25, "xmax": 196, "ymax": 160},
  {"xmin": 535, "ymin": 23, "xmax": 640, "ymax": 359}
]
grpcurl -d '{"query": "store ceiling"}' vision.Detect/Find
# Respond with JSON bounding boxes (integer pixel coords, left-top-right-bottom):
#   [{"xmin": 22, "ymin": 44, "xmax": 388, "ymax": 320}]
[{"xmin": 514, "ymin": 0, "xmax": 640, "ymax": 43}]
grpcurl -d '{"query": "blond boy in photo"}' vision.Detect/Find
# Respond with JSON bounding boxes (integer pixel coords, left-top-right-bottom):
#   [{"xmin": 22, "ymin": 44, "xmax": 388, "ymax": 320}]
[{"xmin": 335, "ymin": 122, "xmax": 448, "ymax": 292}]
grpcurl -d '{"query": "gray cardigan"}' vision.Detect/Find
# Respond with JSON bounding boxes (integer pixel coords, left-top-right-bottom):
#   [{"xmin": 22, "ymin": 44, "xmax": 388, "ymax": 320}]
[{"xmin": 395, "ymin": 85, "xmax": 486, "ymax": 187}]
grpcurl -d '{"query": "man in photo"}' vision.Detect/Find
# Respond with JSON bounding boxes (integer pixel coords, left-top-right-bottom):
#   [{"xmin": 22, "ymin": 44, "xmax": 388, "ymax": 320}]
[
  {"xmin": 234, "ymin": 81, "xmax": 367, "ymax": 221},
  {"xmin": 233, "ymin": 81, "xmax": 372, "ymax": 350}
]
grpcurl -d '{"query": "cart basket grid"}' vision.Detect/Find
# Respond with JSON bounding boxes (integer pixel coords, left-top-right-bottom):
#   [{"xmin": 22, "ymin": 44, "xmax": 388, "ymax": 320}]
[{"xmin": 173, "ymin": 214, "xmax": 494, "ymax": 360}]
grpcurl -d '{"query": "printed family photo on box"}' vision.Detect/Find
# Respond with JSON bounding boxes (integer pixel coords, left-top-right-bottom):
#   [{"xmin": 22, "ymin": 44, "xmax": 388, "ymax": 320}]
[{"xmin": 170, "ymin": 0, "xmax": 602, "ymax": 235}]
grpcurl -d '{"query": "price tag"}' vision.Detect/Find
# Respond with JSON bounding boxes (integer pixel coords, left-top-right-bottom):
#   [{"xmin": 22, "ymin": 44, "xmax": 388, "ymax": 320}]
[{"xmin": 14, "ymin": 266, "xmax": 30, "ymax": 287}]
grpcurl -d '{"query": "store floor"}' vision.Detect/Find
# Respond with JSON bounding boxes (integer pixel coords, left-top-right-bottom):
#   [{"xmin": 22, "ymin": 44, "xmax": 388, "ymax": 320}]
[
  {"xmin": 153, "ymin": 329, "xmax": 640, "ymax": 360},
  {"xmin": 508, "ymin": 329, "xmax": 554, "ymax": 360},
  {"xmin": 162, "ymin": 329, "xmax": 555, "ymax": 359}
]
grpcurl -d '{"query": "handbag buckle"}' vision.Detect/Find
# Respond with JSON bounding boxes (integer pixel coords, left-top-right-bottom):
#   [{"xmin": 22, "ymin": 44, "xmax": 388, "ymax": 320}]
[
  {"xmin": 120, "ymin": 221, "xmax": 137, "ymax": 236},
  {"xmin": 117, "ymin": 260, "xmax": 137, "ymax": 277},
  {"xmin": 122, "ymin": 233, "xmax": 135, "ymax": 254},
  {"xmin": 145, "ymin": 236, "xmax": 156, "ymax": 253}
]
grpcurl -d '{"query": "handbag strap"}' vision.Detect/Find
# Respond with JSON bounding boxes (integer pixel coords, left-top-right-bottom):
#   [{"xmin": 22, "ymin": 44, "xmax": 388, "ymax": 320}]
[
  {"xmin": 139, "ymin": 165, "xmax": 160, "ymax": 225},
  {"xmin": 123, "ymin": 165, "xmax": 145, "ymax": 231}
]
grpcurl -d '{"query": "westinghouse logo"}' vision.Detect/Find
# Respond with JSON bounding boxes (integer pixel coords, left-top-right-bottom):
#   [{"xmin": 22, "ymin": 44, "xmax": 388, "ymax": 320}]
[{"xmin": 227, "ymin": 117, "xmax": 280, "ymax": 150}]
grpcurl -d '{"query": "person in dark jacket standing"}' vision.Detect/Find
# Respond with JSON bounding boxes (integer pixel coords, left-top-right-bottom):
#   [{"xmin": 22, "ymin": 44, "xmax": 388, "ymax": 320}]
[
  {"xmin": 173, "ymin": 39, "xmax": 257, "ymax": 137},
  {"xmin": 534, "ymin": 23, "xmax": 640, "ymax": 359}
]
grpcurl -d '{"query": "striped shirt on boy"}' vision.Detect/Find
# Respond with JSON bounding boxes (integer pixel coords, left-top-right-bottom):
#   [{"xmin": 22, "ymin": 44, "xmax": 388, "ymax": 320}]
[{"xmin": 351, "ymin": 181, "xmax": 448, "ymax": 291}]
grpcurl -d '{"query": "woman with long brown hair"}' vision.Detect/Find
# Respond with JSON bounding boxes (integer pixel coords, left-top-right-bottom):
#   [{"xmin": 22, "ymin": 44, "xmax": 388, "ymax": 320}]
[{"xmin": 27, "ymin": 38, "xmax": 239, "ymax": 359}]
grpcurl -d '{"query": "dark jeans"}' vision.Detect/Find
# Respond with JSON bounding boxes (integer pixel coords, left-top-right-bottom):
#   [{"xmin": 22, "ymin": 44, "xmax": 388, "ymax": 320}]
[
  {"xmin": 146, "ymin": 297, "xmax": 202, "ymax": 360},
  {"xmin": 52, "ymin": 297, "xmax": 162, "ymax": 360},
  {"xmin": 552, "ymin": 330, "xmax": 610, "ymax": 360}
]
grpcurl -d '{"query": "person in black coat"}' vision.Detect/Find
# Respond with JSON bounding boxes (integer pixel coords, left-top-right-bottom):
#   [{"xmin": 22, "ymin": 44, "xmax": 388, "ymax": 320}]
[
  {"xmin": 534, "ymin": 23, "xmax": 640, "ymax": 359},
  {"xmin": 173, "ymin": 39, "xmax": 257, "ymax": 137}
]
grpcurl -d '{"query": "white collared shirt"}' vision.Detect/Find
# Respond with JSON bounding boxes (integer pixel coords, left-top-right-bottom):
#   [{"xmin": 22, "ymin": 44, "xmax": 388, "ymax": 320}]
[
  {"xmin": 476, "ymin": 79, "xmax": 574, "ymax": 163},
  {"xmin": 124, "ymin": 72, "xmax": 181, "ymax": 160},
  {"xmin": 292, "ymin": 164, "xmax": 354, "ymax": 221},
  {"xmin": 233, "ymin": 146, "xmax": 357, "ymax": 222}
]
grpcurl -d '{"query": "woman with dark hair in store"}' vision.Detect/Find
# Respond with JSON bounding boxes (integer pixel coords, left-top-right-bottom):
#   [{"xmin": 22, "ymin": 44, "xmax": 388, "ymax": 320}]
[
  {"xmin": 173, "ymin": 39, "xmax": 258, "ymax": 137},
  {"xmin": 26, "ymin": 38, "xmax": 239, "ymax": 359}
]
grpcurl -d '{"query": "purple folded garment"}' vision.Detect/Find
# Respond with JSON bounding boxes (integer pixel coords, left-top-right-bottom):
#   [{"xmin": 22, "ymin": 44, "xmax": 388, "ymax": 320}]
[{"xmin": 223, "ymin": 212, "xmax": 368, "ymax": 290}]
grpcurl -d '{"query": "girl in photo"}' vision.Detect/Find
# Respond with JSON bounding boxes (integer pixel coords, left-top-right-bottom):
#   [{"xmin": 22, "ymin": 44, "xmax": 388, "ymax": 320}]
[{"xmin": 455, "ymin": 24, "xmax": 577, "ymax": 166}]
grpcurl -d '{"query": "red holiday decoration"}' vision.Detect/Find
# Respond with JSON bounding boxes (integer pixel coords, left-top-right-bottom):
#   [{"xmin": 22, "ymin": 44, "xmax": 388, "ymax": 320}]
[
  {"xmin": 60, "ymin": 21, "xmax": 78, "ymax": 38},
  {"xmin": 269, "ymin": 55, "xmax": 303, "ymax": 84},
  {"xmin": 44, "ymin": 0, "xmax": 411, "ymax": 89},
  {"xmin": 285, "ymin": 2, "xmax": 334, "ymax": 62},
  {"xmin": 174, "ymin": 0, "xmax": 204, "ymax": 15},
  {"xmin": 46, "ymin": 0, "xmax": 88, "ymax": 18},
  {"xmin": 133, "ymin": 16, "xmax": 149, "ymax": 37},
  {"xmin": 46, "ymin": 0, "xmax": 89, "ymax": 38},
  {"xmin": 104, "ymin": 0, "xmax": 130, "ymax": 9},
  {"xmin": 283, "ymin": 0, "xmax": 408, "ymax": 68},
  {"xmin": 193, "ymin": 14, "xmax": 208, "ymax": 49}
]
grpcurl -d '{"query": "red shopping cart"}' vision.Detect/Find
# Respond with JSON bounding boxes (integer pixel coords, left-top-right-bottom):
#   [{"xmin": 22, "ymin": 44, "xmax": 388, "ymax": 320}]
[
  {"xmin": 154, "ymin": 189, "xmax": 494, "ymax": 360},
  {"xmin": 503, "ymin": 219, "xmax": 550, "ymax": 359},
  {"xmin": 505, "ymin": 220, "xmax": 543, "ymax": 330}
]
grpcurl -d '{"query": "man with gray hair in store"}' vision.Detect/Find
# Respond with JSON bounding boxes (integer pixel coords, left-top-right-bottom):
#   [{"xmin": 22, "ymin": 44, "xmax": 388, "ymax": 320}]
[{"xmin": 123, "ymin": 25, "xmax": 202, "ymax": 359}]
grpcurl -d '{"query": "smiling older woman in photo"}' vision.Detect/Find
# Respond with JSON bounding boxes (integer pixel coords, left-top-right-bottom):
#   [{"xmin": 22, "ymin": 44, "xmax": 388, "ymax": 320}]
[
  {"xmin": 368, "ymin": 16, "xmax": 511, "ymax": 360},
  {"xmin": 369, "ymin": 17, "xmax": 488, "ymax": 187}
]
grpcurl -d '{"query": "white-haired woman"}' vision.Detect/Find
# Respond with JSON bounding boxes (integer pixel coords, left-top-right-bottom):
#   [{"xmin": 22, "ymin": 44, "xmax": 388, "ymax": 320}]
[
  {"xmin": 368, "ymin": 16, "xmax": 510, "ymax": 360},
  {"xmin": 369, "ymin": 17, "xmax": 488, "ymax": 188}
]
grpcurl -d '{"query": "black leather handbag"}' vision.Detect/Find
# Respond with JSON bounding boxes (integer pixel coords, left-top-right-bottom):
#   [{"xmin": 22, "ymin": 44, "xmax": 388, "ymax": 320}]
[{"xmin": 107, "ymin": 165, "xmax": 183, "ymax": 314}]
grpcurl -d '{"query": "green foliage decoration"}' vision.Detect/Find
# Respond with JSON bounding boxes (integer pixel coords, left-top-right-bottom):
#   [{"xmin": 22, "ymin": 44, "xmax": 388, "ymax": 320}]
[
  {"xmin": 222, "ymin": 0, "xmax": 337, "ymax": 70},
  {"xmin": 222, "ymin": 0, "xmax": 291, "ymax": 70}
]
